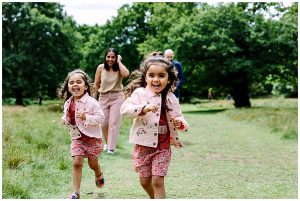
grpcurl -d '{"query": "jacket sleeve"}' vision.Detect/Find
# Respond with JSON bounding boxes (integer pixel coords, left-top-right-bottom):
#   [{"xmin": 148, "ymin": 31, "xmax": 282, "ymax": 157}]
[
  {"xmin": 120, "ymin": 89, "xmax": 145, "ymax": 118},
  {"xmin": 85, "ymin": 100, "xmax": 105, "ymax": 125},
  {"xmin": 174, "ymin": 116, "xmax": 188, "ymax": 132},
  {"xmin": 61, "ymin": 102, "xmax": 68, "ymax": 125},
  {"xmin": 168, "ymin": 94, "xmax": 188, "ymax": 132}
]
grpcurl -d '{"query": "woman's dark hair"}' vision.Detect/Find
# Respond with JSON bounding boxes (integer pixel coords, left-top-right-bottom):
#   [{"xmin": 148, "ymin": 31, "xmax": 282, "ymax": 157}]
[
  {"xmin": 57, "ymin": 69, "xmax": 93, "ymax": 102},
  {"xmin": 124, "ymin": 56, "xmax": 177, "ymax": 111},
  {"xmin": 104, "ymin": 47, "xmax": 119, "ymax": 71}
]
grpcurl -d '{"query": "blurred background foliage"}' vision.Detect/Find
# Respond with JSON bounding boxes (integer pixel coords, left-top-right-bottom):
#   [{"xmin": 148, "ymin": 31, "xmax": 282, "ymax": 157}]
[{"xmin": 2, "ymin": 2, "xmax": 298, "ymax": 107}]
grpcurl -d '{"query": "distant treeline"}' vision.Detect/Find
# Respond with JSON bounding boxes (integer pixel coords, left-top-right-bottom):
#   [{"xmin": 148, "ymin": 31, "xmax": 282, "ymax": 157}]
[{"xmin": 2, "ymin": 2, "xmax": 298, "ymax": 107}]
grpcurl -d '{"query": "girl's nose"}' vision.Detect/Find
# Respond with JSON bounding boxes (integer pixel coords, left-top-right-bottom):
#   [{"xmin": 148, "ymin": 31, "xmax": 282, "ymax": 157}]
[{"xmin": 153, "ymin": 76, "xmax": 159, "ymax": 81}]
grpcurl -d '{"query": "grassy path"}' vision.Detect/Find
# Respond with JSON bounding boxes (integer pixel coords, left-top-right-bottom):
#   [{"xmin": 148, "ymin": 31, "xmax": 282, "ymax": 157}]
[
  {"xmin": 2, "ymin": 99, "xmax": 297, "ymax": 198},
  {"xmin": 78, "ymin": 105, "xmax": 297, "ymax": 199},
  {"xmin": 169, "ymin": 109, "xmax": 297, "ymax": 198}
]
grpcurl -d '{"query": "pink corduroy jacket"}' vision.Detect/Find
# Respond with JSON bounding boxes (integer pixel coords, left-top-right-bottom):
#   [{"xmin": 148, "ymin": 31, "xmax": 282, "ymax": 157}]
[
  {"xmin": 62, "ymin": 93, "xmax": 104, "ymax": 139},
  {"xmin": 120, "ymin": 86, "xmax": 188, "ymax": 148}
]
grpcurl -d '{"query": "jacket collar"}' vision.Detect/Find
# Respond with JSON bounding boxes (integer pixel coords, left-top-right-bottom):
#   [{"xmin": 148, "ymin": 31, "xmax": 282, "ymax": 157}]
[
  {"xmin": 67, "ymin": 92, "xmax": 89, "ymax": 103},
  {"xmin": 145, "ymin": 86, "xmax": 161, "ymax": 97}
]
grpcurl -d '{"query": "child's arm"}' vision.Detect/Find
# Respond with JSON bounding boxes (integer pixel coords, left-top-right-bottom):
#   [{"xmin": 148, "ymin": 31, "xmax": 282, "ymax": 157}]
[
  {"xmin": 171, "ymin": 116, "xmax": 188, "ymax": 132},
  {"xmin": 77, "ymin": 101, "xmax": 105, "ymax": 125},
  {"xmin": 120, "ymin": 89, "xmax": 145, "ymax": 118},
  {"xmin": 169, "ymin": 94, "xmax": 189, "ymax": 132}
]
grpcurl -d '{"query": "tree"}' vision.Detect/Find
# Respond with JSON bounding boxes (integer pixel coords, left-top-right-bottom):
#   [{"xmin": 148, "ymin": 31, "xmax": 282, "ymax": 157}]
[
  {"xmin": 2, "ymin": 2, "xmax": 81, "ymax": 105},
  {"xmin": 162, "ymin": 2, "xmax": 297, "ymax": 106}
]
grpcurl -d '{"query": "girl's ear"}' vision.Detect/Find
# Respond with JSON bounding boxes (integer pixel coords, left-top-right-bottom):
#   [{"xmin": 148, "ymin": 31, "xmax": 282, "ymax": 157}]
[{"xmin": 85, "ymin": 86, "xmax": 88, "ymax": 90}]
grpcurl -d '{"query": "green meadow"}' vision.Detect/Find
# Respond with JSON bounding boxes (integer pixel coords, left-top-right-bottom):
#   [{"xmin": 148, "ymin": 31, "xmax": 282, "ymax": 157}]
[{"xmin": 2, "ymin": 98, "xmax": 297, "ymax": 199}]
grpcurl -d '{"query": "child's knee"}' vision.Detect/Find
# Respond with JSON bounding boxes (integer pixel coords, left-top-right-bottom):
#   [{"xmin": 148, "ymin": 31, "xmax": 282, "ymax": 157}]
[
  {"xmin": 73, "ymin": 157, "xmax": 84, "ymax": 168},
  {"xmin": 152, "ymin": 176, "xmax": 164, "ymax": 188},
  {"xmin": 140, "ymin": 177, "xmax": 151, "ymax": 188}
]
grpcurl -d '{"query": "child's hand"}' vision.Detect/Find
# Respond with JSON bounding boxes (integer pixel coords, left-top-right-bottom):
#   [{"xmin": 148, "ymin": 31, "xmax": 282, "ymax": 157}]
[
  {"xmin": 142, "ymin": 104, "xmax": 159, "ymax": 114},
  {"xmin": 171, "ymin": 117, "xmax": 182, "ymax": 129},
  {"xmin": 77, "ymin": 112, "xmax": 86, "ymax": 121}
]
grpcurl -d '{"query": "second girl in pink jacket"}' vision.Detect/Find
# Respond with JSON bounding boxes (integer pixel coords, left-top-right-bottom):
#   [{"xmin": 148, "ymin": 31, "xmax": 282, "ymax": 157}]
[{"xmin": 121, "ymin": 55, "xmax": 188, "ymax": 199}]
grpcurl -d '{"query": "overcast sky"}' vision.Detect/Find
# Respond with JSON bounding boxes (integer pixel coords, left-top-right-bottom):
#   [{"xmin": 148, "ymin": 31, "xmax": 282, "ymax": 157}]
[{"xmin": 59, "ymin": 0, "xmax": 134, "ymax": 26}]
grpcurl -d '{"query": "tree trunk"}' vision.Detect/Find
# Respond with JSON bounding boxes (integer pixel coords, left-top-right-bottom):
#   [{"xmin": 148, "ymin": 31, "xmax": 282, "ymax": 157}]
[
  {"xmin": 232, "ymin": 91, "xmax": 251, "ymax": 108},
  {"xmin": 15, "ymin": 88, "xmax": 24, "ymax": 106},
  {"xmin": 228, "ymin": 70, "xmax": 251, "ymax": 108}
]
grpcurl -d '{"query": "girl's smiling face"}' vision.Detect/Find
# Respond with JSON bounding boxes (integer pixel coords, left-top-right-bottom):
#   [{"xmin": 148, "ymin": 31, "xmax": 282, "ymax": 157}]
[
  {"xmin": 145, "ymin": 64, "xmax": 170, "ymax": 93},
  {"xmin": 68, "ymin": 73, "xmax": 87, "ymax": 100}
]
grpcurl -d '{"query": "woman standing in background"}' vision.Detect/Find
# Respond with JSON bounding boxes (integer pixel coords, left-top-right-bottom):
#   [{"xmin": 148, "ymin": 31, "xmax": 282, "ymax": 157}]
[{"xmin": 93, "ymin": 48, "xmax": 130, "ymax": 154}]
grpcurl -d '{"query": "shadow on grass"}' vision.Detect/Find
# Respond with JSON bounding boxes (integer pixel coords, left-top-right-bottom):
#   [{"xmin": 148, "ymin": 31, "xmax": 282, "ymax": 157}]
[
  {"xmin": 183, "ymin": 108, "xmax": 227, "ymax": 114},
  {"xmin": 182, "ymin": 141, "xmax": 195, "ymax": 146}
]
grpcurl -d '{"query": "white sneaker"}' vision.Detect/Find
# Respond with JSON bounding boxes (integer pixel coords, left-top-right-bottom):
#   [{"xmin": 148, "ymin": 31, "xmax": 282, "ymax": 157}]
[
  {"xmin": 107, "ymin": 150, "xmax": 115, "ymax": 154},
  {"xmin": 103, "ymin": 144, "xmax": 107, "ymax": 151}
]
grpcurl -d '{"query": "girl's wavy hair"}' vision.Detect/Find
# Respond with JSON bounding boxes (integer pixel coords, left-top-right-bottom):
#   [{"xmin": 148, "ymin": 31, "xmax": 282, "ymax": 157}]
[
  {"xmin": 124, "ymin": 56, "xmax": 177, "ymax": 111},
  {"xmin": 104, "ymin": 47, "xmax": 119, "ymax": 71},
  {"xmin": 57, "ymin": 69, "xmax": 93, "ymax": 102}
]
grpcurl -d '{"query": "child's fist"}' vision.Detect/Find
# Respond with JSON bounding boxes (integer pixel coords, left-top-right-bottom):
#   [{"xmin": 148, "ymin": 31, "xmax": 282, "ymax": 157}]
[{"xmin": 171, "ymin": 117, "xmax": 182, "ymax": 129}]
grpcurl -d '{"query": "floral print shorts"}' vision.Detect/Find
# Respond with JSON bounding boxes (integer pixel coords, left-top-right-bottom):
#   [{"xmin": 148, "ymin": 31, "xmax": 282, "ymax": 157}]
[
  {"xmin": 132, "ymin": 144, "xmax": 171, "ymax": 177},
  {"xmin": 71, "ymin": 135, "xmax": 103, "ymax": 159}
]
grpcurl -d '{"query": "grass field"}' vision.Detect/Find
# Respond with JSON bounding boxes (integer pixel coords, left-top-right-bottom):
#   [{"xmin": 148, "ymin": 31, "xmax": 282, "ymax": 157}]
[{"xmin": 2, "ymin": 98, "xmax": 298, "ymax": 198}]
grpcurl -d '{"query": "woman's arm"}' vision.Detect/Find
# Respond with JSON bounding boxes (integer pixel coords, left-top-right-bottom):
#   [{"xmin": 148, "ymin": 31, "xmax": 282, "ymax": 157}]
[
  {"xmin": 93, "ymin": 64, "xmax": 102, "ymax": 99},
  {"xmin": 117, "ymin": 55, "xmax": 130, "ymax": 78}
]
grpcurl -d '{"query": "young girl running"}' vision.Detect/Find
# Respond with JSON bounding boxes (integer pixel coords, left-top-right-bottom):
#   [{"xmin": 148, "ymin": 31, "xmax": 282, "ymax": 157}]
[
  {"xmin": 120, "ymin": 56, "xmax": 188, "ymax": 199},
  {"xmin": 58, "ymin": 69, "xmax": 105, "ymax": 199}
]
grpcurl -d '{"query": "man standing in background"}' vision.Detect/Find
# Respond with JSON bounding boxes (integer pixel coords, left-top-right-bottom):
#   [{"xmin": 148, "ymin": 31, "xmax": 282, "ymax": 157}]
[{"xmin": 164, "ymin": 49, "xmax": 185, "ymax": 99}]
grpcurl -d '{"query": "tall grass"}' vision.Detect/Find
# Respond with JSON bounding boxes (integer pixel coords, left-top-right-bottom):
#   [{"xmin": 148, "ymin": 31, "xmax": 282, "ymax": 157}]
[{"xmin": 2, "ymin": 98, "xmax": 297, "ymax": 198}]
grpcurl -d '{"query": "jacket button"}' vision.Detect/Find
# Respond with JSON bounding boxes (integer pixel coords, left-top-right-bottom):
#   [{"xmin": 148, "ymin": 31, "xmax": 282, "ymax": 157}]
[
  {"xmin": 147, "ymin": 102, "xmax": 150, "ymax": 104},
  {"xmin": 154, "ymin": 123, "xmax": 158, "ymax": 126},
  {"xmin": 174, "ymin": 128, "xmax": 176, "ymax": 131},
  {"xmin": 78, "ymin": 134, "xmax": 80, "ymax": 136},
  {"xmin": 153, "ymin": 142, "xmax": 156, "ymax": 146},
  {"xmin": 135, "ymin": 109, "xmax": 137, "ymax": 112},
  {"xmin": 156, "ymin": 113, "xmax": 159, "ymax": 116},
  {"xmin": 176, "ymin": 137, "xmax": 179, "ymax": 140},
  {"xmin": 154, "ymin": 133, "xmax": 157, "ymax": 136}
]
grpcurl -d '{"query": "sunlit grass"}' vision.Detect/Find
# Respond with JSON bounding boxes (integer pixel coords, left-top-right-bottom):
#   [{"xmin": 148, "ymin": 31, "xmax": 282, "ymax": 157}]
[{"xmin": 2, "ymin": 97, "xmax": 297, "ymax": 198}]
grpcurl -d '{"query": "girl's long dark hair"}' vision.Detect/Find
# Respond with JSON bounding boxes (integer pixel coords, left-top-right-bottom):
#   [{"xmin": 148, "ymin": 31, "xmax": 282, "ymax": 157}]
[
  {"xmin": 104, "ymin": 47, "xmax": 119, "ymax": 71},
  {"xmin": 124, "ymin": 56, "xmax": 177, "ymax": 111},
  {"xmin": 57, "ymin": 69, "xmax": 93, "ymax": 102}
]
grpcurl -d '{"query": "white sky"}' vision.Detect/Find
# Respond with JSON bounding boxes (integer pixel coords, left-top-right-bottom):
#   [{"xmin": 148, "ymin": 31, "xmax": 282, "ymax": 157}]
[
  {"xmin": 58, "ymin": 0, "xmax": 294, "ymax": 26},
  {"xmin": 59, "ymin": 0, "xmax": 134, "ymax": 26}
]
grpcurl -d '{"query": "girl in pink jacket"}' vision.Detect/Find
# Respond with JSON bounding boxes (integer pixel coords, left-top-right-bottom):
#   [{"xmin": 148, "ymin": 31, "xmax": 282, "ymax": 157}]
[
  {"xmin": 58, "ymin": 69, "xmax": 105, "ymax": 199},
  {"xmin": 121, "ymin": 55, "xmax": 188, "ymax": 199}
]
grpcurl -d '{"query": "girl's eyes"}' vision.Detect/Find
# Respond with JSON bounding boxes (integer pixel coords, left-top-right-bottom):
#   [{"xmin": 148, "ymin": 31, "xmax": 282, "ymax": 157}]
[
  {"xmin": 69, "ymin": 80, "xmax": 83, "ymax": 84},
  {"xmin": 147, "ymin": 74, "xmax": 166, "ymax": 78}
]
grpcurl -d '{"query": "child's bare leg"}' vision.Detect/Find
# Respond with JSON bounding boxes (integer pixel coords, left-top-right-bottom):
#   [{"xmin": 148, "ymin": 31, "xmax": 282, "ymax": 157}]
[
  {"xmin": 140, "ymin": 177, "xmax": 154, "ymax": 199},
  {"xmin": 152, "ymin": 176, "xmax": 165, "ymax": 199},
  {"xmin": 73, "ymin": 156, "xmax": 84, "ymax": 193},
  {"xmin": 88, "ymin": 157, "xmax": 102, "ymax": 176}
]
